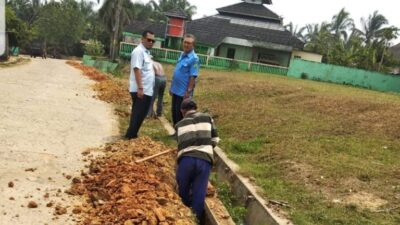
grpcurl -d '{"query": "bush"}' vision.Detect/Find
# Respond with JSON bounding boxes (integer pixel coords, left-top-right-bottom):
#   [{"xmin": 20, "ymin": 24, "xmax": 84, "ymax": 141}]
[{"xmin": 85, "ymin": 39, "xmax": 105, "ymax": 57}]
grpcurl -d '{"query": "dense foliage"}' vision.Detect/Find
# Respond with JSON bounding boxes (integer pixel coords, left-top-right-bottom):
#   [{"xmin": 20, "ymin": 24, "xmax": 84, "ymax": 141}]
[
  {"xmin": 5, "ymin": 0, "xmax": 195, "ymax": 58},
  {"xmin": 285, "ymin": 8, "xmax": 399, "ymax": 72}
]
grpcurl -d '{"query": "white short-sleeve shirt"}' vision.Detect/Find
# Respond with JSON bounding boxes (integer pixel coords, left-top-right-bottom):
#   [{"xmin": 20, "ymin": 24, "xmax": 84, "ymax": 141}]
[{"xmin": 129, "ymin": 43, "xmax": 155, "ymax": 96}]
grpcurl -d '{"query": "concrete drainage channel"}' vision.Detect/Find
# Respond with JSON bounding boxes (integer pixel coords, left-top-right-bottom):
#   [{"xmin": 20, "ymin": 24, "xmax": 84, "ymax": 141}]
[{"xmin": 159, "ymin": 117, "xmax": 292, "ymax": 225}]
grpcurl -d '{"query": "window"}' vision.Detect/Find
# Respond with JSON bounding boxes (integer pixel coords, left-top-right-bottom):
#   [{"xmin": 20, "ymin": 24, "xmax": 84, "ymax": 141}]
[{"xmin": 227, "ymin": 48, "xmax": 235, "ymax": 59}]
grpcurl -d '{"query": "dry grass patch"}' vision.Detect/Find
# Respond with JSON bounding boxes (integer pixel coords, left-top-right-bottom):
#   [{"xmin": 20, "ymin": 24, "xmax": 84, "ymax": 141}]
[{"xmin": 191, "ymin": 68, "xmax": 400, "ymax": 225}]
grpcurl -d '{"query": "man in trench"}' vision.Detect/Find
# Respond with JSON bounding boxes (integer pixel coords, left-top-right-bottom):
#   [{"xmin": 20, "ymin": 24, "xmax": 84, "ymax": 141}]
[{"xmin": 174, "ymin": 99, "xmax": 220, "ymax": 224}]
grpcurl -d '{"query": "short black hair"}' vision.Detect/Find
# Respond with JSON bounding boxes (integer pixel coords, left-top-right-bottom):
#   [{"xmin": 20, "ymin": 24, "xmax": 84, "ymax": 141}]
[
  {"xmin": 142, "ymin": 30, "xmax": 154, "ymax": 38},
  {"xmin": 181, "ymin": 99, "xmax": 197, "ymax": 110}
]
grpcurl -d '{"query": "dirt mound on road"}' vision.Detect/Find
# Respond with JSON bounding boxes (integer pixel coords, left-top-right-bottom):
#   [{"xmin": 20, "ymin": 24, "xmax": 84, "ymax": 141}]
[
  {"xmin": 69, "ymin": 137, "xmax": 195, "ymax": 225},
  {"xmin": 93, "ymin": 79, "xmax": 131, "ymax": 105},
  {"xmin": 66, "ymin": 61, "xmax": 108, "ymax": 82}
]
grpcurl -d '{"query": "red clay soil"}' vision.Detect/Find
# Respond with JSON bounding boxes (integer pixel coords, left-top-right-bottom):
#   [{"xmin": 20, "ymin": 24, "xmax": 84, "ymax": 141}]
[
  {"xmin": 66, "ymin": 62, "xmax": 195, "ymax": 224},
  {"xmin": 67, "ymin": 61, "xmax": 130, "ymax": 106},
  {"xmin": 69, "ymin": 138, "xmax": 195, "ymax": 225},
  {"xmin": 66, "ymin": 61, "xmax": 108, "ymax": 82}
]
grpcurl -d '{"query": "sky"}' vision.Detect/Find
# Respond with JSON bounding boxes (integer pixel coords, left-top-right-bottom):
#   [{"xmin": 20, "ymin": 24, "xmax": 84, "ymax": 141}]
[{"xmin": 131, "ymin": 0, "xmax": 400, "ymax": 44}]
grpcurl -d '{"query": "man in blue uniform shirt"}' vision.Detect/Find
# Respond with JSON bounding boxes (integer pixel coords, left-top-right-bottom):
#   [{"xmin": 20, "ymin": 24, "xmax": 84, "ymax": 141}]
[{"xmin": 170, "ymin": 34, "xmax": 200, "ymax": 126}]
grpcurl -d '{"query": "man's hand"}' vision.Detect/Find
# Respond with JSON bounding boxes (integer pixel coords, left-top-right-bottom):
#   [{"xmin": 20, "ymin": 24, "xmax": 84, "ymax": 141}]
[
  {"xmin": 137, "ymin": 88, "xmax": 144, "ymax": 99},
  {"xmin": 184, "ymin": 91, "xmax": 190, "ymax": 99},
  {"xmin": 184, "ymin": 89, "xmax": 192, "ymax": 99}
]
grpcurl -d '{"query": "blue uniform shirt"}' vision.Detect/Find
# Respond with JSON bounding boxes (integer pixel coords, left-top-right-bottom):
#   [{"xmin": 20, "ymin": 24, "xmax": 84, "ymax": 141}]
[{"xmin": 170, "ymin": 50, "xmax": 200, "ymax": 97}]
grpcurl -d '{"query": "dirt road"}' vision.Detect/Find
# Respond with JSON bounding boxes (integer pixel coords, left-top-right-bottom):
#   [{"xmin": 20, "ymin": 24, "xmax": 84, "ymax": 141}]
[{"xmin": 0, "ymin": 57, "xmax": 118, "ymax": 224}]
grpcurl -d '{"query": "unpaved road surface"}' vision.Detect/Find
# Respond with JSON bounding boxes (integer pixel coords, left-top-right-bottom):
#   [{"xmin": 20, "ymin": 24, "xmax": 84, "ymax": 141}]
[{"xmin": 0, "ymin": 57, "xmax": 118, "ymax": 224}]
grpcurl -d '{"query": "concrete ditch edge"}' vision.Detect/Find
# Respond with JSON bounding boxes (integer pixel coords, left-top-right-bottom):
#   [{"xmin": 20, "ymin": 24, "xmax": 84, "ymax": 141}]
[{"xmin": 214, "ymin": 147, "xmax": 293, "ymax": 225}]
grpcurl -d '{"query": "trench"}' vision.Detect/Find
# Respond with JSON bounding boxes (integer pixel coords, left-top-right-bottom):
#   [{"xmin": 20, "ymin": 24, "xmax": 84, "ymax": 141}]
[{"xmin": 158, "ymin": 117, "xmax": 292, "ymax": 225}]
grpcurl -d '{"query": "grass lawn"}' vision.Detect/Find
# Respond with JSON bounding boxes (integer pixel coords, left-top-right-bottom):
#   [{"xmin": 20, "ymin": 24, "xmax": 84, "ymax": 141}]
[{"xmin": 116, "ymin": 63, "xmax": 400, "ymax": 225}]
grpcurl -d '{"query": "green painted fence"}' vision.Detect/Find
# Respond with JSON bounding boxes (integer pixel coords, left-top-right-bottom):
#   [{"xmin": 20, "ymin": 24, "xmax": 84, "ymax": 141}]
[
  {"xmin": 119, "ymin": 42, "xmax": 288, "ymax": 76},
  {"xmin": 288, "ymin": 59, "xmax": 400, "ymax": 93},
  {"xmin": 82, "ymin": 55, "xmax": 118, "ymax": 73}
]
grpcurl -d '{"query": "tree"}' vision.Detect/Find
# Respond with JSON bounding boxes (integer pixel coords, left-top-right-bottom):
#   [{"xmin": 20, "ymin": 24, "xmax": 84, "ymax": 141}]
[
  {"xmin": 5, "ymin": 5, "xmax": 32, "ymax": 47},
  {"xmin": 98, "ymin": 0, "xmax": 134, "ymax": 61},
  {"xmin": 149, "ymin": 0, "xmax": 197, "ymax": 22},
  {"xmin": 358, "ymin": 11, "xmax": 388, "ymax": 45},
  {"xmin": 7, "ymin": 0, "xmax": 41, "ymax": 27},
  {"xmin": 303, "ymin": 22, "xmax": 333, "ymax": 62},
  {"xmin": 284, "ymin": 22, "xmax": 306, "ymax": 42},
  {"xmin": 35, "ymin": 0, "xmax": 85, "ymax": 55},
  {"xmin": 330, "ymin": 8, "xmax": 354, "ymax": 41},
  {"xmin": 378, "ymin": 26, "xmax": 399, "ymax": 71}
]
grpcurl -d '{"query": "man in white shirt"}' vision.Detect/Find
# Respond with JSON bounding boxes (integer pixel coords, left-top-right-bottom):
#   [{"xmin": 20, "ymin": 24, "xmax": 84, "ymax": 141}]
[{"xmin": 125, "ymin": 30, "xmax": 155, "ymax": 139}]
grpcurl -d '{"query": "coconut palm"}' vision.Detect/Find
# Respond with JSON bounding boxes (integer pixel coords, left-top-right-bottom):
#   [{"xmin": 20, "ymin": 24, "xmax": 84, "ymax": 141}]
[
  {"xmin": 284, "ymin": 22, "xmax": 306, "ymax": 42},
  {"xmin": 358, "ymin": 11, "xmax": 388, "ymax": 45},
  {"xmin": 377, "ymin": 26, "xmax": 399, "ymax": 71},
  {"xmin": 98, "ymin": 0, "xmax": 134, "ymax": 60},
  {"xmin": 330, "ymin": 8, "xmax": 354, "ymax": 41},
  {"xmin": 149, "ymin": 0, "xmax": 197, "ymax": 22}
]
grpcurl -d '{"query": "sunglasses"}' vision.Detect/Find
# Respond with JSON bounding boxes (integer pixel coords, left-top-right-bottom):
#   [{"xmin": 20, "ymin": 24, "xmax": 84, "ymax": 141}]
[{"xmin": 147, "ymin": 38, "xmax": 155, "ymax": 43}]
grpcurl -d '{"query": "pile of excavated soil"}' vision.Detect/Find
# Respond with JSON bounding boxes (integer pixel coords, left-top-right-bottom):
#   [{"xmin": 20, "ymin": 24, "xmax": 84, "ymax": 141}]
[
  {"xmin": 93, "ymin": 79, "xmax": 131, "ymax": 105},
  {"xmin": 66, "ymin": 61, "xmax": 108, "ymax": 82},
  {"xmin": 67, "ymin": 61, "xmax": 130, "ymax": 106},
  {"xmin": 68, "ymin": 137, "xmax": 195, "ymax": 225}
]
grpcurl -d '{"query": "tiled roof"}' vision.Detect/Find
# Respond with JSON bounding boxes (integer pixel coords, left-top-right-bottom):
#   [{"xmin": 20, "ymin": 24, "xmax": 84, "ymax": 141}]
[
  {"xmin": 124, "ymin": 17, "xmax": 304, "ymax": 49},
  {"xmin": 217, "ymin": 2, "xmax": 281, "ymax": 22},
  {"xmin": 186, "ymin": 16, "xmax": 303, "ymax": 49},
  {"xmin": 124, "ymin": 21, "xmax": 166, "ymax": 38},
  {"xmin": 164, "ymin": 8, "xmax": 188, "ymax": 19}
]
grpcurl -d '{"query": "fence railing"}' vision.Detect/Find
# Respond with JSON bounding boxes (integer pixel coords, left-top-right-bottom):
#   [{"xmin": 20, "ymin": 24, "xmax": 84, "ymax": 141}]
[{"xmin": 120, "ymin": 42, "xmax": 288, "ymax": 76}]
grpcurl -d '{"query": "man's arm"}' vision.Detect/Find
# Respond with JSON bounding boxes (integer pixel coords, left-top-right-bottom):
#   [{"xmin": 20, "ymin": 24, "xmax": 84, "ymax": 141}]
[
  {"xmin": 184, "ymin": 57, "xmax": 199, "ymax": 98},
  {"xmin": 134, "ymin": 68, "xmax": 144, "ymax": 98},
  {"xmin": 184, "ymin": 76, "xmax": 196, "ymax": 99}
]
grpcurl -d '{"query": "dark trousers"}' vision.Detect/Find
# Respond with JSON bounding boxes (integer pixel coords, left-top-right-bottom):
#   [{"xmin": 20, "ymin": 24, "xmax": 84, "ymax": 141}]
[
  {"xmin": 148, "ymin": 76, "xmax": 166, "ymax": 117},
  {"xmin": 171, "ymin": 94, "xmax": 184, "ymax": 126},
  {"xmin": 176, "ymin": 156, "xmax": 211, "ymax": 224},
  {"xmin": 125, "ymin": 92, "xmax": 152, "ymax": 139}
]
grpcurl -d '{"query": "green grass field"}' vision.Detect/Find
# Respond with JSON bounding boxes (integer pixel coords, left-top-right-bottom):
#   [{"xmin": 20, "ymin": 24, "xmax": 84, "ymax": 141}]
[{"xmin": 117, "ymin": 63, "xmax": 400, "ymax": 225}]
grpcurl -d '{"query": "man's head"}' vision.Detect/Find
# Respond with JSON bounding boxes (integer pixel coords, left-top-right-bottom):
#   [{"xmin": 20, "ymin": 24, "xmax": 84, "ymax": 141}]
[
  {"xmin": 180, "ymin": 98, "xmax": 197, "ymax": 116},
  {"xmin": 182, "ymin": 34, "xmax": 195, "ymax": 54},
  {"xmin": 141, "ymin": 30, "xmax": 155, "ymax": 49}
]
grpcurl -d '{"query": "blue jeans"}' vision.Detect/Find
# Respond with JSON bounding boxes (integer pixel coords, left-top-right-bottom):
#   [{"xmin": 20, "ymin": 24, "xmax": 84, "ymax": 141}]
[{"xmin": 176, "ymin": 156, "xmax": 211, "ymax": 223}]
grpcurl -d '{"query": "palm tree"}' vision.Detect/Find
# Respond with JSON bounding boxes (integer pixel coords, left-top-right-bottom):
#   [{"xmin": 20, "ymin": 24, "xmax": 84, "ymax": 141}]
[
  {"xmin": 330, "ymin": 8, "xmax": 354, "ymax": 41},
  {"xmin": 284, "ymin": 22, "xmax": 306, "ymax": 42},
  {"xmin": 98, "ymin": 0, "xmax": 134, "ymax": 61},
  {"xmin": 378, "ymin": 26, "xmax": 399, "ymax": 71},
  {"xmin": 302, "ymin": 22, "xmax": 333, "ymax": 62},
  {"xmin": 149, "ymin": 0, "xmax": 197, "ymax": 22},
  {"xmin": 358, "ymin": 11, "xmax": 388, "ymax": 45}
]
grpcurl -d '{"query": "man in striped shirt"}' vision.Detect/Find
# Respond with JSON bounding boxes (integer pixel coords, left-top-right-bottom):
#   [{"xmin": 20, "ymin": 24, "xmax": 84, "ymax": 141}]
[{"xmin": 175, "ymin": 99, "xmax": 220, "ymax": 224}]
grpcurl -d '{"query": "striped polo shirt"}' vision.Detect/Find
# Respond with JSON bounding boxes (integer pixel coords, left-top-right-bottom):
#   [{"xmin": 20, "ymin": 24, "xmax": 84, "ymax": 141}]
[{"xmin": 175, "ymin": 111, "xmax": 220, "ymax": 164}]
